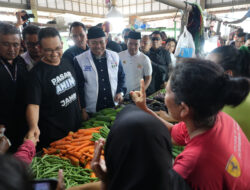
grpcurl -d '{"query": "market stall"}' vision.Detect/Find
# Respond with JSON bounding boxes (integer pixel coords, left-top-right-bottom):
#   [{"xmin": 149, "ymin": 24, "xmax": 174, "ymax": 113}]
[{"xmin": 31, "ymin": 90, "xmax": 184, "ymax": 189}]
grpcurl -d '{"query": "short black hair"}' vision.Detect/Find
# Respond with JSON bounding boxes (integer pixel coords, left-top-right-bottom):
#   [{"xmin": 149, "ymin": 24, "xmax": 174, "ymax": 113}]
[
  {"xmin": 237, "ymin": 28, "xmax": 244, "ymax": 34},
  {"xmin": 237, "ymin": 32, "xmax": 246, "ymax": 40},
  {"xmin": 166, "ymin": 38, "xmax": 177, "ymax": 45},
  {"xmin": 96, "ymin": 23, "xmax": 103, "ymax": 28},
  {"xmin": 151, "ymin": 31, "xmax": 162, "ymax": 39},
  {"xmin": 38, "ymin": 27, "xmax": 61, "ymax": 44},
  {"xmin": 69, "ymin": 22, "xmax": 86, "ymax": 33},
  {"xmin": 0, "ymin": 155, "xmax": 33, "ymax": 190},
  {"xmin": 22, "ymin": 25, "xmax": 40, "ymax": 41},
  {"xmin": 211, "ymin": 45, "xmax": 250, "ymax": 77},
  {"xmin": 0, "ymin": 22, "xmax": 20, "ymax": 36},
  {"xmin": 171, "ymin": 58, "xmax": 250, "ymax": 127},
  {"xmin": 122, "ymin": 28, "xmax": 132, "ymax": 36}
]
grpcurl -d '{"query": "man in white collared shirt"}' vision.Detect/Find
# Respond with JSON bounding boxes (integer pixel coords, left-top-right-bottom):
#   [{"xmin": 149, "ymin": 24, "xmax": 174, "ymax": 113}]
[
  {"xmin": 119, "ymin": 31, "xmax": 152, "ymax": 95},
  {"xmin": 21, "ymin": 25, "xmax": 41, "ymax": 71}
]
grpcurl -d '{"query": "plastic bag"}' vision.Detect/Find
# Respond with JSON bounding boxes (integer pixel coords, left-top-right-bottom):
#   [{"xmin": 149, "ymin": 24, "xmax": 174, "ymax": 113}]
[{"xmin": 175, "ymin": 26, "xmax": 195, "ymax": 58}]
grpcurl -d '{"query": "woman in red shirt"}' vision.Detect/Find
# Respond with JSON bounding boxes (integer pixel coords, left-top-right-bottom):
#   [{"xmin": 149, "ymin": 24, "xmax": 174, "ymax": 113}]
[{"xmin": 131, "ymin": 58, "xmax": 250, "ymax": 190}]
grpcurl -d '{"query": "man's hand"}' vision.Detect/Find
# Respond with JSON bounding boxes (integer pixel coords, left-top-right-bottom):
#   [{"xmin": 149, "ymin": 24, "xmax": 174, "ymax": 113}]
[
  {"xmin": 91, "ymin": 138, "xmax": 107, "ymax": 182},
  {"xmin": 82, "ymin": 108, "xmax": 89, "ymax": 121},
  {"xmin": 130, "ymin": 79, "xmax": 148, "ymax": 111},
  {"xmin": 15, "ymin": 11, "xmax": 27, "ymax": 27},
  {"xmin": 24, "ymin": 131, "xmax": 40, "ymax": 146},
  {"xmin": 26, "ymin": 127, "xmax": 40, "ymax": 143},
  {"xmin": 114, "ymin": 93, "xmax": 123, "ymax": 104}
]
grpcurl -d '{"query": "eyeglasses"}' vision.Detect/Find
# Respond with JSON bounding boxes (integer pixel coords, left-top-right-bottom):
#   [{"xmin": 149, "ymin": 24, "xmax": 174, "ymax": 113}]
[
  {"xmin": 0, "ymin": 41, "xmax": 20, "ymax": 48},
  {"xmin": 26, "ymin": 42, "xmax": 39, "ymax": 48},
  {"xmin": 43, "ymin": 46, "xmax": 63, "ymax": 54},
  {"xmin": 151, "ymin": 37, "xmax": 161, "ymax": 41}
]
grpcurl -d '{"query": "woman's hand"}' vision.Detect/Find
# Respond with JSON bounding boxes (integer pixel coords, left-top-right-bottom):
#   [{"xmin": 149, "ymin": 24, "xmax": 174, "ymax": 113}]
[
  {"xmin": 130, "ymin": 79, "xmax": 148, "ymax": 111},
  {"xmin": 91, "ymin": 138, "xmax": 107, "ymax": 182}
]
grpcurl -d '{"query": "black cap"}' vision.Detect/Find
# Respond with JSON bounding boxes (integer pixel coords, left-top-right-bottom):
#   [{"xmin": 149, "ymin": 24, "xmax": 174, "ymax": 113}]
[
  {"xmin": 87, "ymin": 26, "xmax": 106, "ymax": 39},
  {"xmin": 128, "ymin": 31, "xmax": 141, "ymax": 40}
]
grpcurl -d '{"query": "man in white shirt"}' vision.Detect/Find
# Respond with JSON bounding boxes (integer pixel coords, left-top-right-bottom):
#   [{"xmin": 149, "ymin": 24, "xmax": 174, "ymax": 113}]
[
  {"xmin": 21, "ymin": 25, "xmax": 41, "ymax": 71},
  {"xmin": 119, "ymin": 31, "xmax": 152, "ymax": 95}
]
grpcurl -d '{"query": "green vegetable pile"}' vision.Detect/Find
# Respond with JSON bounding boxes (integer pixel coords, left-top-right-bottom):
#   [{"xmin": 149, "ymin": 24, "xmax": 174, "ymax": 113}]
[
  {"xmin": 172, "ymin": 145, "xmax": 184, "ymax": 159},
  {"xmin": 31, "ymin": 155, "xmax": 98, "ymax": 188},
  {"xmin": 81, "ymin": 107, "xmax": 123, "ymax": 129},
  {"xmin": 91, "ymin": 125, "xmax": 110, "ymax": 141}
]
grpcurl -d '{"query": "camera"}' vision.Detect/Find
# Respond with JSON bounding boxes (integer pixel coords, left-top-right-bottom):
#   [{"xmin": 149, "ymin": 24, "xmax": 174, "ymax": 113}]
[
  {"xmin": 21, "ymin": 13, "xmax": 35, "ymax": 21},
  {"xmin": 31, "ymin": 179, "xmax": 58, "ymax": 190}
]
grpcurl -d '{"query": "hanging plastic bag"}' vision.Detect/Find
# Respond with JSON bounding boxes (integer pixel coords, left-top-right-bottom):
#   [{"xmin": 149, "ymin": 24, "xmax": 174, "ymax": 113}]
[{"xmin": 175, "ymin": 26, "xmax": 195, "ymax": 58}]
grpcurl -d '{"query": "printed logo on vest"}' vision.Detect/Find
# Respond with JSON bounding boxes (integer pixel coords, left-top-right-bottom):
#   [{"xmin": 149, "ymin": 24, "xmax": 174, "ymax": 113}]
[
  {"xmin": 84, "ymin": 65, "xmax": 92, "ymax": 71},
  {"xmin": 225, "ymin": 154, "xmax": 241, "ymax": 177},
  {"xmin": 111, "ymin": 62, "xmax": 118, "ymax": 68}
]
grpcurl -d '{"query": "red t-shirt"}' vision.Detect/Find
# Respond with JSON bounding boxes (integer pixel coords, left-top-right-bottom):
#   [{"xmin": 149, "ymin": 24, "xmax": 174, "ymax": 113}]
[{"xmin": 172, "ymin": 112, "xmax": 250, "ymax": 190}]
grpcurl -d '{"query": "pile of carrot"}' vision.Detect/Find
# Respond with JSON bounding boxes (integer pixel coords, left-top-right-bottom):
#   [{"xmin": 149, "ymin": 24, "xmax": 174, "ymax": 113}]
[{"xmin": 42, "ymin": 127, "xmax": 104, "ymax": 177}]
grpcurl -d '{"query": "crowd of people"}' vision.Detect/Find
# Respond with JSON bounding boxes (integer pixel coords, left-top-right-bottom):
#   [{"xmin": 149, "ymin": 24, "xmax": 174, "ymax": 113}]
[{"xmin": 0, "ymin": 9, "xmax": 250, "ymax": 190}]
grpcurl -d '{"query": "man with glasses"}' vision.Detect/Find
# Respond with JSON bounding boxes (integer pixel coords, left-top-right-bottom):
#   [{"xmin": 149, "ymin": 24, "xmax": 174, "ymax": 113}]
[
  {"xmin": 146, "ymin": 31, "xmax": 171, "ymax": 95},
  {"xmin": 0, "ymin": 23, "xmax": 29, "ymax": 152},
  {"xmin": 21, "ymin": 25, "xmax": 41, "ymax": 71},
  {"xmin": 119, "ymin": 31, "xmax": 152, "ymax": 95},
  {"xmin": 62, "ymin": 22, "xmax": 88, "ymax": 66},
  {"xmin": 74, "ymin": 26, "xmax": 126, "ymax": 120},
  {"xmin": 26, "ymin": 27, "xmax": 81, "ymax": 150}
]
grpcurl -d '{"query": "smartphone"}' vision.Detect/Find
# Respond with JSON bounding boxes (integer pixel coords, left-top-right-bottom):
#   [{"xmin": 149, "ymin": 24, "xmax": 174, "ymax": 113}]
[{"xmin": 31, "ymin": 179, "xmax": 58, "ymax": 190}]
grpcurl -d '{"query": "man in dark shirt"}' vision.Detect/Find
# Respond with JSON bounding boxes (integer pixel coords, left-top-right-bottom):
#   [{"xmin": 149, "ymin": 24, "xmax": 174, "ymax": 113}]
[
  {"xmin": 146, "ymin": 31, "xmax": 171, "ymax": 95},
  {"xmin": 21, "ymin": 25, "xmax": 41, "ymax": 71},
  {"xmin": 62, "ymin": 22, "xmax": 88, "ymax": 66},
  {"xmin": 26, "ymin": 27, "xmax": 81, "ymax": 150},
  {"xmin": 74, "ymin": 26, "xmax": 126, "ymax": 120},
  {"xmin": 0, "ymin": 23, "xmax": 29, "ymax": 152},
  {"xmin": 96, "ymin": 22, "xmax": 122, "ymax": 53}
]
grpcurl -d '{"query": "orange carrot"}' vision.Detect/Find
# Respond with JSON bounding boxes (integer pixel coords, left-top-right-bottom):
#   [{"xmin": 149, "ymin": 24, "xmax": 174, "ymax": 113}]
[
  {"xmin": 54, "ymin": 145, "xmax": 68, "ymax": 149},
  {"xmin": 68, "ymin": 151, "xmax": 82, "ymax": 159},
  {"xmin": 67, "ymin": 155, "xmax": 80, "ymax": 166},
  {"xmin": 71, "ymin": 135, "xmax": 92, "ymax": 142},
  {"xmin": 85, "ymin": 162, "xmax": 91, "ymax": 169},
  {"xmin": 82, "ymin": 152, "xmax": 94, "ymax": 159},
  {"xmin": 79, "ymin": 145, "xmax": 95, "ymax": 153},
  {"xmin": 74, "ymin": 142, "xmax": 92, "ymax": 152},
  {"xmin": 89, "ymin": 148, "xmax": 95, "ymax": 154},
  {"xmin": 43, "ymin": 148, "xmax": 48, "ymax": 154},
  {"xmin": 90, "ymin": 172, "xmax": 96, "ymax": 178}
]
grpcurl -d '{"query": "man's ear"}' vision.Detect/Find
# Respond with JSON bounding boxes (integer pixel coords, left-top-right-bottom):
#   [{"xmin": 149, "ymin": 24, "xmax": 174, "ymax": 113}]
[
  {"xmin": 225, "ymin": 70, "xmax": 233, "ymax": 77},
  {"xmin": 179, "ymin": 102, "xmax": 190, "ymax": 119}
]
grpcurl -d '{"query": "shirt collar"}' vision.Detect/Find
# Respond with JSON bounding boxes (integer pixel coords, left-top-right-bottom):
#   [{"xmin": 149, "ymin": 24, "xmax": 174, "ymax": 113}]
[{"xmin": 126, "ymin": 49, "xmax": 141, "ymax": 57}]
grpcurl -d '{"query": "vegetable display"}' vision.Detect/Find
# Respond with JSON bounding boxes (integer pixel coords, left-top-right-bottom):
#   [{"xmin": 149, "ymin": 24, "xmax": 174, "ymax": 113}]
[
  {"xmin": 81, "ymin": 107, "xmax": 123, "ymax": 129},
  {"xmin": 42, "ymin": 126, "xmax": 109, "ymax": 168},
  {"xmin": 31, "ymin": 155, "xmax": 98, "ymax": 188},
  {"xmin": 31, "ymin": 105, "xmax": 184, "ymax": 189}
]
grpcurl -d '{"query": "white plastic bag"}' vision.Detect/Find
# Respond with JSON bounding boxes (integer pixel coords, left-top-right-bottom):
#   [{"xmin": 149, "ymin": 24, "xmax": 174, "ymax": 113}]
[{"xmin": 175, "ymin": 26, "xmax": 195, "ymax": 58}]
